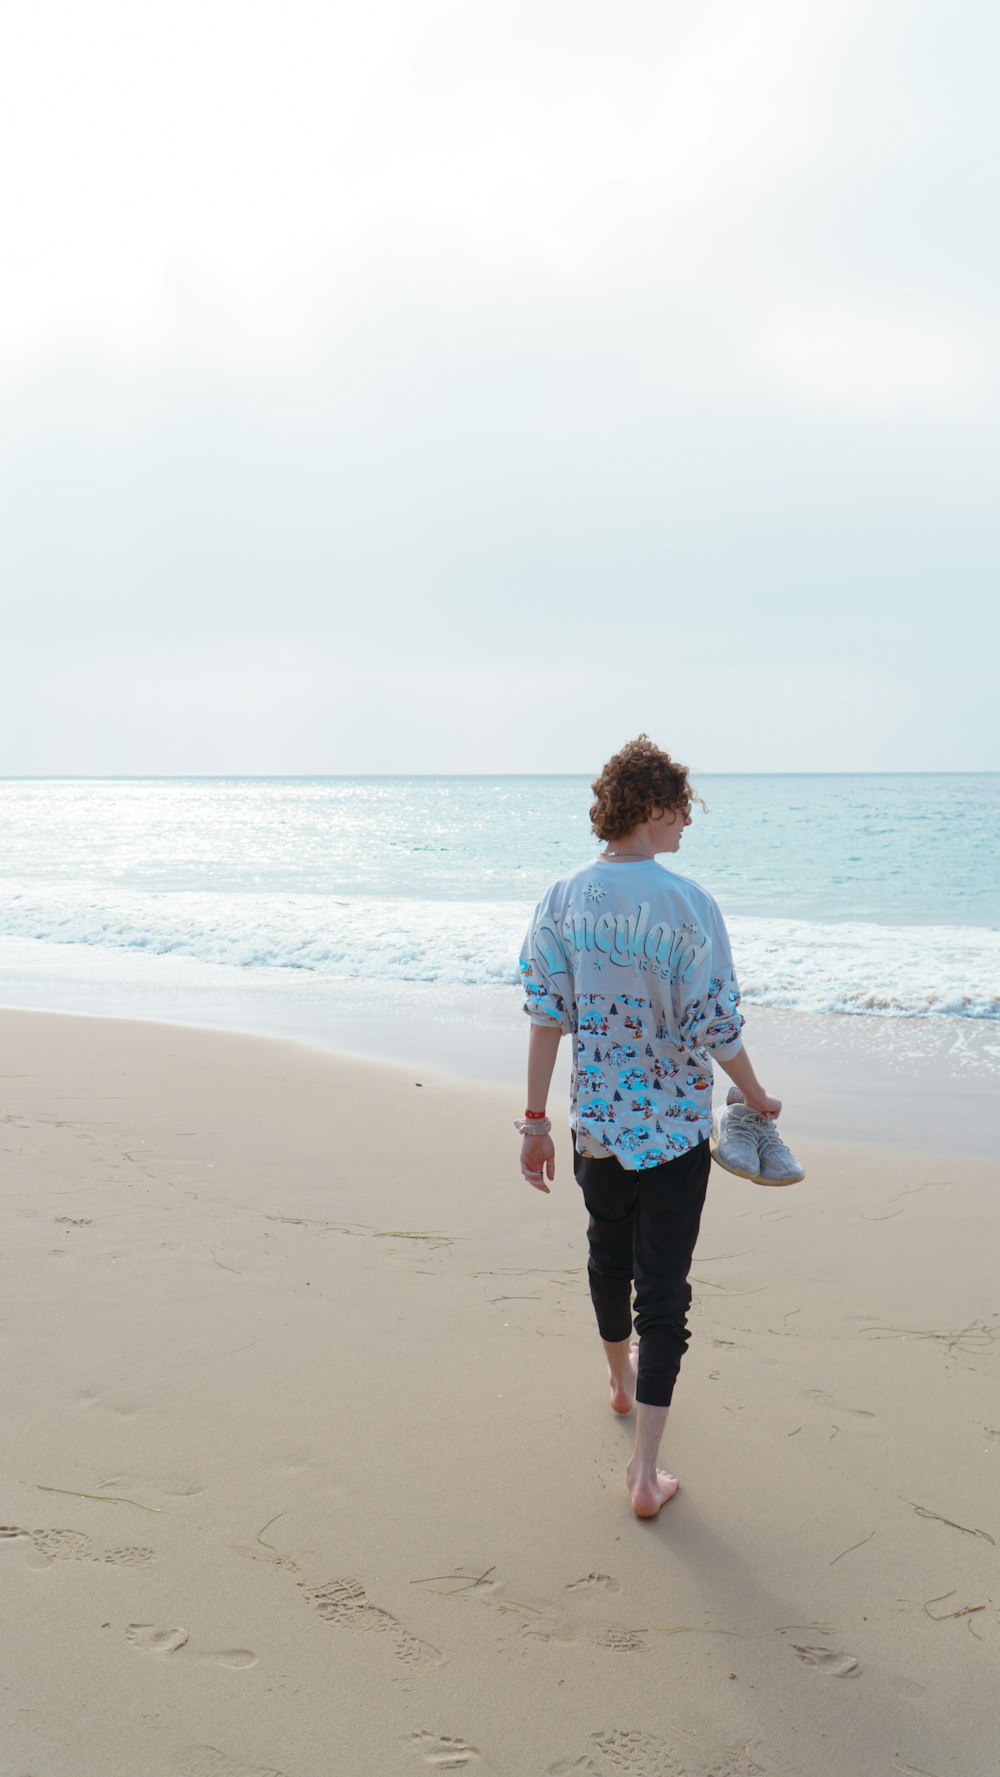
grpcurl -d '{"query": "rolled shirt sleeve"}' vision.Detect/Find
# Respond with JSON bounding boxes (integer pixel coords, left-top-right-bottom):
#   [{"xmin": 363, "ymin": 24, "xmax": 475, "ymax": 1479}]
[{"xmin": 519, "ymin": 904, "xmax": 574, "ymax": 1034}]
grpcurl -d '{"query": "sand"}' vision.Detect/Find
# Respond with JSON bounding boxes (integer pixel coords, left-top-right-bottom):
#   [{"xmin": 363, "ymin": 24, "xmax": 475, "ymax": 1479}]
[{"xmin": 1, "ymin": 1007, "xmax": 998, "ymax": 1777}]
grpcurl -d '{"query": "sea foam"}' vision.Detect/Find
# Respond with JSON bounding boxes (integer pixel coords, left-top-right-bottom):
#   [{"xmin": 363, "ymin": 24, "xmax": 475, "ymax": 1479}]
[{"xmin": 0, "ymin": 884, "xmax": 996, "ymax": 1022}]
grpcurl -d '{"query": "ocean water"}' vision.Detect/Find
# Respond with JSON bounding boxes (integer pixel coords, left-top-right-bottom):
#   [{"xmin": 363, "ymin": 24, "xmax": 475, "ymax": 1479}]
[{"xmin": 0, "ymin": 775, "xmax": 997, "ymax": 1053}]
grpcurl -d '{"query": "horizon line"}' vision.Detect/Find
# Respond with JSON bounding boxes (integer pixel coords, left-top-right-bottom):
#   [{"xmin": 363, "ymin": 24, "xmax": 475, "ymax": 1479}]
[{"xmin": 2, "ymin": 770, "xmax": 998, "ymax": 782}]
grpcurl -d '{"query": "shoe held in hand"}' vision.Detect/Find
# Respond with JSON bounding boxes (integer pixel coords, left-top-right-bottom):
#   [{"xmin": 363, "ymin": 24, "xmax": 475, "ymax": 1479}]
[{"xmin": 711, "ymin": 1087, "xmax": 805, "ymax": 1186}]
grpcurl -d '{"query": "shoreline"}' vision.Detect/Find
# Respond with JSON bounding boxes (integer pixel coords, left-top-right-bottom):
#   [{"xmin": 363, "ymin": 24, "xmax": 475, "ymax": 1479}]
[
  {"xmin": 0, "ymin": 948, "xmax": 996, "ymax": 1156},
  {"xmin": 0, "ymin": 1006, "xmax": 997, "ymax": 1777}
]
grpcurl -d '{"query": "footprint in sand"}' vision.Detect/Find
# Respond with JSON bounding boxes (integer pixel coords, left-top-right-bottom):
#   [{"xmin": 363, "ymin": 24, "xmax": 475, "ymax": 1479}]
[
  {"xmin": 127, "ymin": 1625, "xmax": 190, "ymax": 1655},
  {"xmin": 591, "ymin": 1729, "xmax": 676, "ymax": 1776},
  {"xmin": 173, "ymin": 1749, "xmax": 286, "ymax": 1777},
  {"xmin": 522, "ymin": 1612, "xmax": 651, "ymax": 1654},
  {"xmin": 792, "ymin": 1643, "xmax": 859, "ymax": 1676},
  {"xmin": 411, "ymin": 1564, "xmax": 642, "ymax": 1659},
  {"xmin": 589, "ymin": 1729, "xmax": 763, "ymax": 1777},
  {"xmin": 520, "ymin": 1612, "xmax": 579, "ymax": 1647},
  {"xmin": 566, "ymin": 1572, "xmax": 621, "ymax": 1594},
  {"xmin": 406, "ymin": 1730, "xmax": 483, "ymax": 1769},
  {"xmin": 301, "ymin": 1577, "xmax": 442, "ymax": 1670},
  {"xmin": 700, "ymin": 1750, "xmax": 764, "ymax": 1777},
  {"xmin": 804, "ymin": 1389, "xmax": 874, "ymax": 1419},
  {"xmin": 12, "ymin": 1527, "xmax": 93, "ymax": 1565},
  {"xmin": 526, "ymin": 1575, "xmax": 643, "ymax": 1651},
  {"xmin": 125, "ymin": 1625, "xmax": 257, "ymax": 1668},
  {"xmin": 0, "ymin": 1526, "xmax": 155, "ymax": 1569}
]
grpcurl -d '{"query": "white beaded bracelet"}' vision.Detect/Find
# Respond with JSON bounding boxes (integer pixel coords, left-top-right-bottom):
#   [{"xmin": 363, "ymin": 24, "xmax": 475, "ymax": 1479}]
[{"xmin": 514, "ymin": 1117, "xmax": 552, "ymax": 1136}]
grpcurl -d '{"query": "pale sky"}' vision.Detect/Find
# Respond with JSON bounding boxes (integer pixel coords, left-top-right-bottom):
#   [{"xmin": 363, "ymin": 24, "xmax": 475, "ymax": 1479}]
[{"xmin": 1, "ymin": 0, "xmax": 997, "ymax": 773}]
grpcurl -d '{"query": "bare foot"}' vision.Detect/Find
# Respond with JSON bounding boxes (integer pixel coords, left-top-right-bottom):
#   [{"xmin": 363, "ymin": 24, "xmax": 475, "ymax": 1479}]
[
  {"xmin": 608, "ymin": 1343, "xmax": 639, "ymax": 1414},
  {"xmin": 626, "ymin": 1461, "xmax": 680, "ymax": 1518}
]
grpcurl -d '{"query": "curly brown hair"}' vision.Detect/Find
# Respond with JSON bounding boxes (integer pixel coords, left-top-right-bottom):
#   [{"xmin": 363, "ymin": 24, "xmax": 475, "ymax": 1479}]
[{"xmin": 589, "ymin": 735, "xmax": 694, "ymax": 841}]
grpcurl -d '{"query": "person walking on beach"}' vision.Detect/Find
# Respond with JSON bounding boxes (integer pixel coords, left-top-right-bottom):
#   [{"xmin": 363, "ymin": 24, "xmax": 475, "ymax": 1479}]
[{"xmin": 517, "ymin": 736, "xmax": 781, "ymax": 1518}]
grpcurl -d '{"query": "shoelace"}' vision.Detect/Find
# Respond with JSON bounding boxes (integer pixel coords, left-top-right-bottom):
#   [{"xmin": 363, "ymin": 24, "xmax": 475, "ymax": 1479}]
[
  {"xmin": 755, "ymin": 1119, "xmax": 794, "ymax": 1160},
  {"xmin": 727, "ymin": 1104, "xmax": 790, "ymax": 1151},
  {"xmin": 722, "ymin": 1105, "xmax": 762, "ymax": 1146}
]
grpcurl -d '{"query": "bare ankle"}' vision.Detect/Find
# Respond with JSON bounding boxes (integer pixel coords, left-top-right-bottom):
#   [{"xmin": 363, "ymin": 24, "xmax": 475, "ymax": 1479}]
[
  {"xmin": 626, "ymin": 1459, "xmax": 680, "ymax": 1516},
  {"xmin": 604, "ymin": 1339, "xmax": 638, "ymax": 1413}
]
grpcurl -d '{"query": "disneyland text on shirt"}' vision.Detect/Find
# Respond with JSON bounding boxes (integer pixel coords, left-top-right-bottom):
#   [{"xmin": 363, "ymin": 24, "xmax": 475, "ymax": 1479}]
[{"xmin": 532, "ymin": 901, "xmax": 711, "ymax": 983}]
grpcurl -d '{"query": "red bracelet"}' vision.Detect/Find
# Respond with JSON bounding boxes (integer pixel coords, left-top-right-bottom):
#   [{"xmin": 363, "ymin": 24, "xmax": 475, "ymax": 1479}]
[{"xmin": 523, "ymin": 1108, "xmax": 547, "ymax": 1119}]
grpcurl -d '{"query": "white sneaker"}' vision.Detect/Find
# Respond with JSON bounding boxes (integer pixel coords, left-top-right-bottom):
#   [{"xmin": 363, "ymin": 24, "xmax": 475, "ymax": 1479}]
[
  {"xmin": 756, "ymin": 1117, "xmax": 806, "ymax": 1185},
  {"xmin": 712, "ymin": 1087, "xmax": 805, "ymax": 1186},
  {"xmin": 712, "ymin": 1094, "xmax": 761, "ymax": 1181}
]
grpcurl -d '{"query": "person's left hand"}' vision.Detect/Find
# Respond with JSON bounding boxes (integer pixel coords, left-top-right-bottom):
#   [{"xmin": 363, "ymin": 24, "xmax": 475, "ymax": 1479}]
[{"xmin": 520, "ymin": 1132, "xmax": 555, "ymax": 1193}]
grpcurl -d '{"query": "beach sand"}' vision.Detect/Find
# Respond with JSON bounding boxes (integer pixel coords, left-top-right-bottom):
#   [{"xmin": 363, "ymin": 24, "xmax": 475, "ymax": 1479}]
[{"xmin": 1, "ymin": 1007, "xmax": 997, "ymax": 1777}]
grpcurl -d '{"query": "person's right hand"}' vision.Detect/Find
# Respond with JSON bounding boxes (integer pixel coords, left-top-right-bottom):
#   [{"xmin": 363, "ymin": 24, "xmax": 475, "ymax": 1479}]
[
  {"xmin": 520, "ymin": 1132, "xmax": 555, "ymax": 1192},
  {"xmin": 744, "ymin": 1090, "xmax": 782, "ymax": 1119}
]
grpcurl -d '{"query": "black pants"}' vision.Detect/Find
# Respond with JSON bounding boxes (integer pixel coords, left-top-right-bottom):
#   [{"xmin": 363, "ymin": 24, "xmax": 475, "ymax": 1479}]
[{"xmin": 573, "ymin": 1138, "xmax": 710, "ymax": 1408}]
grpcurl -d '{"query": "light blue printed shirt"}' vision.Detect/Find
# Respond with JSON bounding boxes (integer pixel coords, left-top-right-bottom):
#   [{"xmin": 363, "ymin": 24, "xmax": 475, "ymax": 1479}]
[{"xmin": 520, "ymin": 858, "xmax": 745, "ymax": 1170}]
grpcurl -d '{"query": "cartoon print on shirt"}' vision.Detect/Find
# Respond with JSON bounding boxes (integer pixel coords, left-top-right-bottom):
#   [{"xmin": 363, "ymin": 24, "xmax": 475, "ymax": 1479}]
[
  {"xmin": 615, "ymin": 1125, "xmax": 650, "ymax": 1153},
  {"xmin": 582, "ymin": 1096, "xmax": 615, "ymax": 1124},
  {"xmin": 618, "ymin": 1067, "xmax": 649, "ymax": 1091},
  {"xmin": 578, "ymin": 1063, "xmax": 607, "ymax": 1092},
  {"xmin": 579, "ymin": 1010, "xmax": 610, "ymax": 1036},
  {"xmin": 630, "ymin": 1096, "xmax": 656, "ymax": 1121},
  {"xmin": 604, "ymin": 1041, "xmax": 637, "ymax": 1067}
]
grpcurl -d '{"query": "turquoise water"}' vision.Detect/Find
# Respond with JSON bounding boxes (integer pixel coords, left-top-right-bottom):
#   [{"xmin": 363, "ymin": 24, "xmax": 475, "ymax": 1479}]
[{"xmin": 0, "ymin": 774, "xmax": 997, "ymax": 1022}]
